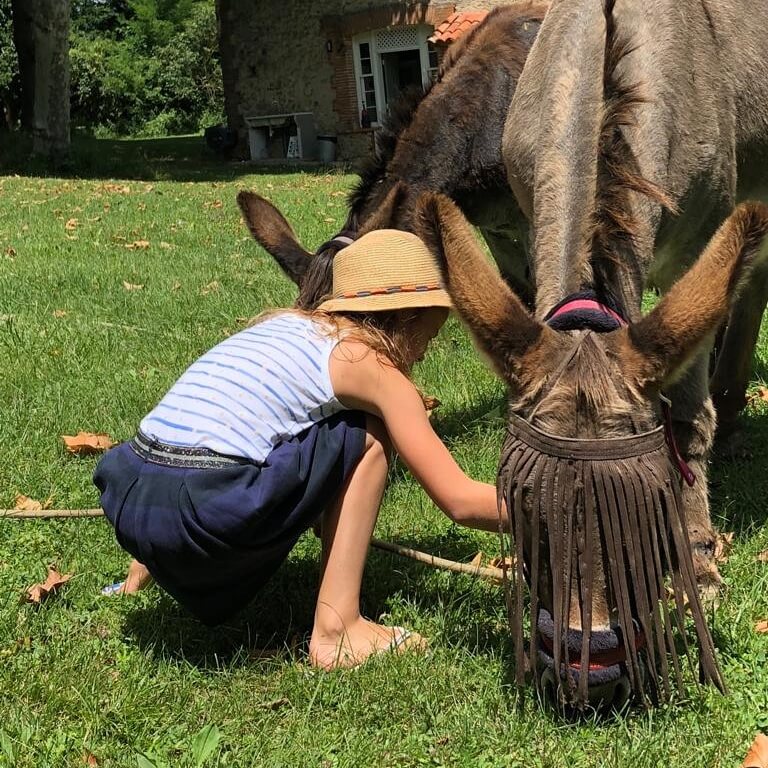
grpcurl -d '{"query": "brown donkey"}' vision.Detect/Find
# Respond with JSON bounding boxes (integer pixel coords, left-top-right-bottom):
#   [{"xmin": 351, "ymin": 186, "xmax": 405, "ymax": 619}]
[
  {"xmin": 421, "ymin": 0, "xmax": 768, "ymax": 709},
  {"xmin": 417, "ymin": 193, "xmax": 768, "ymax": 710},
  {"xmin": 237, "ymin": 1, "xmax": 547, "ymax": 309}
]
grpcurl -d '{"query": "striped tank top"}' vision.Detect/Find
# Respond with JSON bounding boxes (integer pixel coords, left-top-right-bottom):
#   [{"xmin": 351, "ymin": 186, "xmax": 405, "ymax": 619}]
[{"xmin": 139, "ymin": 313, "xmax": 347, "ymax": 463}]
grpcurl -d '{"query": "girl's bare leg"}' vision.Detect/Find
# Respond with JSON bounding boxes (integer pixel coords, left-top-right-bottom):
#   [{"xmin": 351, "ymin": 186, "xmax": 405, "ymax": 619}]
[{"xmin": 309, "ymin": 416, "xmax": 425, "ymax": 669}]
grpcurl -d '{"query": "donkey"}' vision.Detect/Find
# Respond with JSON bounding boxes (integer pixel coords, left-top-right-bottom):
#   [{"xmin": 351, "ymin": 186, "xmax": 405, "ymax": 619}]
[
  {"xmin": 417, "ymin": 0, "xmax": 768, "ymax": 710},
  {"xmin": 417, "ymin": 193, "xmax": 768, "ymax": 710},
  {"xmin": 237, "ymin": 1, "xmax": 547, "ymax": 309}
]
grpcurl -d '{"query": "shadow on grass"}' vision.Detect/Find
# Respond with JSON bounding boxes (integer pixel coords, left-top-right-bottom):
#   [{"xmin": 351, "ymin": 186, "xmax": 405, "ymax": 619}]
[
  {"xmin": 430, "ymin": 390, "xmax": 508, "ymax": 441},
  {"xmin": 121, "ymin": 527, "xmax": 513, "ymax": 671},
  {"xmin": 0, "ymin": 131, "xmax": 353, "ymax": 183},
  {"xmin": 711, "ymin": 409, "xmax": 768, "ymax": 531}
]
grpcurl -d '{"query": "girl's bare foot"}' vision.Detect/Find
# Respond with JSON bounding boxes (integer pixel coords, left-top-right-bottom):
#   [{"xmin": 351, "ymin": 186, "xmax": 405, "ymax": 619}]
[
  {"xmin": 103, "ymin": 559, "xmax": 153, "ymax": 596},
  {"xmin": 308, "ymin": 616, "xmax": 427, "ymax": 670},
  {"xmin": 122, "ymin": 559, "xmax": 153, "ymax": 593}
]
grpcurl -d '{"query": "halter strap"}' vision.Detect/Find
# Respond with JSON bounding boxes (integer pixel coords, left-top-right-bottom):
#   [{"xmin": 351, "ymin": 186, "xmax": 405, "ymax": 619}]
[
  {"xmin": 507, "ymin": 411, "xmax": 666, "ymax": 460},
  {"xmin": 315, "ymin": 229, "xmax": 356, "ymax": 254},
  {"xmin": 527, "ymin": 296, "xmax": 696, "ymax": 485}
]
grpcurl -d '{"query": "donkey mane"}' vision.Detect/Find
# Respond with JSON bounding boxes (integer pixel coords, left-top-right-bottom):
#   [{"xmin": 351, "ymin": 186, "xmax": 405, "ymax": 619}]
[
  {"xmin": 435, "ymin": 5, "xmax": 507, "ymax": 76},
  {"xmin": 591, "ymin": 0, "xmax": 678, "ymax": 285},
  {"xmin": 348, "ymin": 84, "xmax": 434, "ymax": 222},
  {"xmin": 347, "ymin": 4, "xmax": 542, "ymax": 228}
]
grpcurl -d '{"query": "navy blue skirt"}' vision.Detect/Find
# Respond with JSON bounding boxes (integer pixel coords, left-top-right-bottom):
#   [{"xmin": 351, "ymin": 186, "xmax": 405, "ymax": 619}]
[{"xmin": 94, "ymin": 411, "xmax": 367, "ymax": 625}]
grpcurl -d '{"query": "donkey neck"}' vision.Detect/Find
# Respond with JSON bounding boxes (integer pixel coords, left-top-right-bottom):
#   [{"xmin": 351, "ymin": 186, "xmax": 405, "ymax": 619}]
[{"xmin": 349, "ymin": 6, "xmax": 543, "ymax": 231}]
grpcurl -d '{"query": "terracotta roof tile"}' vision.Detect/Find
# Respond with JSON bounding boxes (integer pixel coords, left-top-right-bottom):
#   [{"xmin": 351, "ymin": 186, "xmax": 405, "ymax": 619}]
[{"xmin": 428, "ymin": 11, "xmax": 488, "ymax": 44}]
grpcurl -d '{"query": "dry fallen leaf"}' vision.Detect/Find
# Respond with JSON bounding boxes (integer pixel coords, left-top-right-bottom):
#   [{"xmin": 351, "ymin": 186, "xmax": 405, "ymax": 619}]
[
  {"xmin": 14, "ymin": 494, "xmax": 40, "ymax": 512},
  {"xmin": 200, "ymin": 280, "xmax": 220, "ymax": 295},
  {"xmin": 122, "ymin": 281, "xmax": 144, "ymax": 291},
  {"xmin": 53, "ymin": 309, "xmax": 68, "ymax": 319},
  {"xmin": 714, "ymin": 531, "xmax": 734, "ymax": 563},
  {"xmin": 62, "ymin": 431, "xmax": 115, "ymax": 455},
  {"xmin": 25, "ymin": 567, "xmax": 73, "ymax": 605},
  {"xmin": 65, "ymin": 218, "xmax": 78, "ymax": 231},
  {"xmin": 758, "ymin": 550, "xmax": 768, "ymax": 563},
  {"xmin": 101, "ymin": 183, "xmax": 131, "ymax": 195},
  {"xmin": 742, "ymin": 733, "xmax": 768, "ymax": 768},
  {"xmin": 5, "ymin": 246, "xmax": 16, "ymax": 258},
  {"xmin": 489, "ymin": 556, "xmax": 516, "ymax": 570},
  {"xmin": 750, "ymin": 386, "xmax": 768, "ymax": 405},
  {"xmin": 14, "ymin": 493, "xmax": 53, "ymax": 512},
  {"xmin": 665, "ymin": 584, "xmax": 692, "ymax": 611},
  {"xmin": 82, "ymin": 752, "xmax": 99, "ymax": 767},
  {"xmin": 755, "ymin": 621, "xmax": 768, "ymax": 634},
  {"xmin": 470, "ymin": 552, "xmax": 484, "ymax": 568},
  {"xmin": 124, "ymin": 240, "xmax": 150, "ymax": 250}
]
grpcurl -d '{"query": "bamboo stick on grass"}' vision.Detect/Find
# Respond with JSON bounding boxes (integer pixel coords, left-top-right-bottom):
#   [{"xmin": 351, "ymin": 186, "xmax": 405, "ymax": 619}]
[{"xmin": 1, "ymin": 508, "xmax": 506, "ymax": 584}]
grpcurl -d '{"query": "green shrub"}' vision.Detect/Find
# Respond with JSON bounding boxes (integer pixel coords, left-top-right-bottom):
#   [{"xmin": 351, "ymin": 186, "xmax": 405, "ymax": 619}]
[{"xmin": 68, "ymin": 0, "xmax": 223, "ymax": 137}]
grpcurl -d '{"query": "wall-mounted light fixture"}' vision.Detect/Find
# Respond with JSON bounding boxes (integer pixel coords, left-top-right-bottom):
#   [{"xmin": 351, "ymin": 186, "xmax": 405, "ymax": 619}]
[{"xmin": 325, "ymin": 39, "xmax": 333, "ymax": 53}]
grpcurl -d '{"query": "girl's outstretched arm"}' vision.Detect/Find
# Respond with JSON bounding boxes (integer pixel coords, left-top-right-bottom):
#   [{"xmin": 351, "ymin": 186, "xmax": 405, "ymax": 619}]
[{"xmin": 330, "ymin": 342, "xmax": 504, "ymax": 532}]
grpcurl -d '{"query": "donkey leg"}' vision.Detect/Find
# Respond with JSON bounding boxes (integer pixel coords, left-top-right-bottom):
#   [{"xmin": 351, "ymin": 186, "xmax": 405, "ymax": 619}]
[
  {"xmin": 666, "ymin": 351, "xmax": 722, "ymax": 599},
  {"xmin": 710, "ymin": 262, "xmax": 768, "ymax": 443}
]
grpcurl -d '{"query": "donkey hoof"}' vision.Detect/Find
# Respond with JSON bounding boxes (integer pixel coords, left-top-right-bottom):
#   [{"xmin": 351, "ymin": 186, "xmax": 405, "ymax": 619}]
[
  {"xmin": 696, "ymin": 575, "xmax": 722, "ymax": 610},
  {"xmin": 691, "ymin": 544, "xmax": 723, "ymax": 610}
]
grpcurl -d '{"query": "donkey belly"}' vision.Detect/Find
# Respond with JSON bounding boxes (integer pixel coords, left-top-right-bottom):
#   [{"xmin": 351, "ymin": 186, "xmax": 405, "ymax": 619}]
[{"xmin": 736, "ymin": 143, "xmax": 768, "ymax": 204}]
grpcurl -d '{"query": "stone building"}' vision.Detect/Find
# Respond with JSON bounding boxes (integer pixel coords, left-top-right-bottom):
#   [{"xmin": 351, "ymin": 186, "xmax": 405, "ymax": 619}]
[{"xmin": 216, "ymin": 1, "xmax": 515, "ymax": 162}]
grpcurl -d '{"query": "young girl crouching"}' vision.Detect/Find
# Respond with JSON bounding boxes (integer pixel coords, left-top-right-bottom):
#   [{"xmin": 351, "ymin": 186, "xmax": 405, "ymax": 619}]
[{"xmin": 94, "ymin": 229, "xmax": 501, "ymax": 670}]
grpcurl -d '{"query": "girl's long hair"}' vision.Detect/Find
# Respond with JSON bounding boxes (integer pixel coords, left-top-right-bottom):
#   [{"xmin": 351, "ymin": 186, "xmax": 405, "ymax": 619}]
[{"xmin": 249, "ymin": 307, "xmax": 425, "ymax": 375}]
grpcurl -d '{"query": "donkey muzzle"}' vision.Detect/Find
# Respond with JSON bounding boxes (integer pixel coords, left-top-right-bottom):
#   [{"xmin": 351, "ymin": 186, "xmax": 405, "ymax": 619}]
[{"xmin": 536, "ymin": 609, "xmax": 644, "ymax": 712}]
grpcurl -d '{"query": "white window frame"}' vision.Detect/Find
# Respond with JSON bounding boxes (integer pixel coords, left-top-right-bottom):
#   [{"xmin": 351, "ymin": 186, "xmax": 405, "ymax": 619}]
[{"xmin": 351, "ymin": 24, "xmax": 434, "ymax": 128}]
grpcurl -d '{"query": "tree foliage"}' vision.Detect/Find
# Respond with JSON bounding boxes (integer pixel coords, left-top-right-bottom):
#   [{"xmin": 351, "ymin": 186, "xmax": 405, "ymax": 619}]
[
  {"xmin": 1, "ymin": 0, "xmax": 223, "ymax": 136},
  {"xmin": 69, "ymin": 0, "xmax": 224, "ymax": 136},
  {"xmin": 0, "ymin": 0, "xmax": 20, "ymax": 128}
]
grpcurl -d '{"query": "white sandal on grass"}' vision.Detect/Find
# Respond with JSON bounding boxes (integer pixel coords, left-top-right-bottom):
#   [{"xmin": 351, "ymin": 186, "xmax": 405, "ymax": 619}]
[{"xmin": 101, "ymin": 581, "xmax": 125, "ymax": 596}]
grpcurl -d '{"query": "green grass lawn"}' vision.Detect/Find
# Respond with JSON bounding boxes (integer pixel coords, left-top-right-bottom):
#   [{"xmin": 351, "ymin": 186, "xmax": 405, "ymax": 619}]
[{"xmin": 1, "ymin": 135, "xmax": 768, "ymax": 767}]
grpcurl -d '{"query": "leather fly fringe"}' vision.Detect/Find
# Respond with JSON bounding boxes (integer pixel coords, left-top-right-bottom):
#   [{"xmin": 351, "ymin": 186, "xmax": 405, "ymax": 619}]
[{"xmin": 498, "ymin": 412, "xmax": 725, "ymax": 709}]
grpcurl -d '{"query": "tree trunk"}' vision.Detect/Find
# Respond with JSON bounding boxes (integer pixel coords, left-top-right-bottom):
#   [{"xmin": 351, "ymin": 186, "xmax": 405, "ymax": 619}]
[
  {"xmin": 215, "ymin": 0, "xmax": 245, "ymax": 154},
  {"xmin": 10, "ymin": 0, "xmax": 34, "ymax": 132},
  {"xmin": 29, "ymin": 0, "xmax": 71, "ymax": 164}
]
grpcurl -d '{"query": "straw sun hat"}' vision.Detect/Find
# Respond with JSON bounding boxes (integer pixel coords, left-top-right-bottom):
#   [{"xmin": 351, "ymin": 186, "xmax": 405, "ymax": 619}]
[{"xmin": 317, "ymin": 229, "xmax": 452, "ymax": 313}]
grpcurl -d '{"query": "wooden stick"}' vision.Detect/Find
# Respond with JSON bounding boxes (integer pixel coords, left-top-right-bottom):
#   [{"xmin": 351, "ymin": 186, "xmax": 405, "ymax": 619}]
[
  {"xmin": 371, "ymin": 538, "xmax": 505, "ymax": 584},
  {"xmin": 0, "ymin": 508, "xmax": 505, "ymax": 585},
  {"xmin": 1, "ymin": 508, "xmax": 104, "ymax": 519}
]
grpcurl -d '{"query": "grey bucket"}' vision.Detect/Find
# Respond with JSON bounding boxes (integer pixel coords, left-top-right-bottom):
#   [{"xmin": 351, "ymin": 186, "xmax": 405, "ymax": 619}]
[{"xmin": 317, "ymin": 134, "xmax": 338, "ymax": 162}]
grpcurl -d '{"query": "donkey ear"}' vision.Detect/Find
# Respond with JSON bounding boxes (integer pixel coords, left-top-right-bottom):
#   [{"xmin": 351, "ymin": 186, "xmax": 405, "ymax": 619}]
[
  {"xmin": 621, "ymin": 201, "xmax": 768, "ymax": 386},
  {"xmin": 356, "ymin": 182, "xmax": 408, "ymax": 236},
  {"xmin": 414, "ymin": 192, "xmax": 550, "ymax": 382},
  {"xmin": 237, "ymin": 190, "xmax": 313, "ymax": 286}
]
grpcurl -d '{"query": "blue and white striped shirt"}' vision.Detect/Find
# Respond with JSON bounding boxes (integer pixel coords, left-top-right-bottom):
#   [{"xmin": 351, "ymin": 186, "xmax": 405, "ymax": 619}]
[{"xmin": 140, "ymin": 313, "xmax": 347, "ymax": 462}]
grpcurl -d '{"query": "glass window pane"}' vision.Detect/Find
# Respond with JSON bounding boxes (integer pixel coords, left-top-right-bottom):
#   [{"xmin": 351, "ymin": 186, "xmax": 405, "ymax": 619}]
[
  {"xmin": 361, "ymin": 58, "xmax": 372, "ymax": 75},
  {"xmin": 368, "ymin": 107, "xmax": 378, "ymax": 124},
  {"xmin": 359, "ymin": 42, "xmax": 370, "ymax": 58},
  {"xmin": 365, "ymin": 91, "xmax": 377, "ymax": 108}
]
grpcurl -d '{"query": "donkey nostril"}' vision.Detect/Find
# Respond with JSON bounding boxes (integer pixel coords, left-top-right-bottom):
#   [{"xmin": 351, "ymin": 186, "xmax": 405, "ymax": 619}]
[{"xmin": 611, "ymin": 675, "xmax": 632, "ymax": 711}]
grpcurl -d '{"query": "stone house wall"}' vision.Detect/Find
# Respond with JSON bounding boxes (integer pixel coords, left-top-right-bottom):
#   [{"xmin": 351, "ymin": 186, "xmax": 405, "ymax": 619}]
[{"xmin": 217, "ymin": 1, "xmax": 517, "ymax": 162}]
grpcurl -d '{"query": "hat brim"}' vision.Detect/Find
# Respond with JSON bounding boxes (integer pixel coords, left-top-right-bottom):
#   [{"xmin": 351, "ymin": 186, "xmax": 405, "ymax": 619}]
[{"xmin": 317, "ymin": 288, "xmax": 453, "ymax": 314}]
